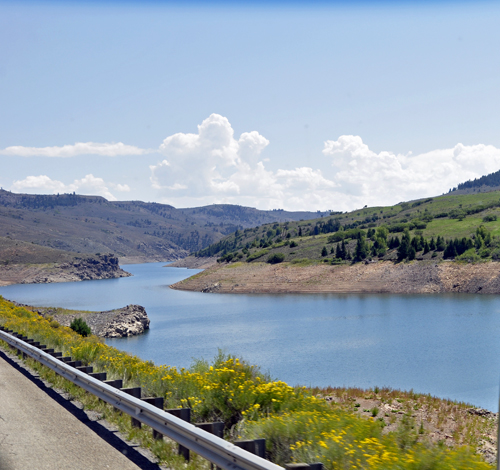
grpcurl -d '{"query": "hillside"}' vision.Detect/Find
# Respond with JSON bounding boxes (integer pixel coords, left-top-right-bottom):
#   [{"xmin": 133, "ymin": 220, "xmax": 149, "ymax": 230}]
[
  {"xmin": 172, "ymin": 190, "xmax": 500, "ymax": 294},
  {"xmin": 0, "ymin": 190, "xmax": 328, "ymax": 261},
  {"xmin": 0, "ymin": 236, "xmax": 130, "ymax": 286},
  {"xmin": 188, "ymin": 190, "xmax": 500, "ymax": 262}
]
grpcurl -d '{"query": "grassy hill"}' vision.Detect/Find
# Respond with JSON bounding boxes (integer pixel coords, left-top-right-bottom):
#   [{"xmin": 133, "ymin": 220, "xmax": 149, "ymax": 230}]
[
  {"xmin": 0, "ymin": 190, "xmax": 329, "ymax": 260},
  {"xmin": 193, "ymin": 190, "xmax": 500, "ymax": 265}
]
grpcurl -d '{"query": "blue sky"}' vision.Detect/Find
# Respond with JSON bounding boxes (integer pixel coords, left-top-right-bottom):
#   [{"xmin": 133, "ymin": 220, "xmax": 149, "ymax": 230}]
[{"xmin": 1, "ymin": 0, "xmax": 500, "ymax": 211}]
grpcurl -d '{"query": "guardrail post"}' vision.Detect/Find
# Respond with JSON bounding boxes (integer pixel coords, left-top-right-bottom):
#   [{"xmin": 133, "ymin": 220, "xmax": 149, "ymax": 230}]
[
  {"xmin": 76, "ymin": 365, "xmax": 94, "ymax": 374},
  {"xmin": 196, "ymin": 422, "xmax": 225, "ymax": 470},
  {"xmin": 254, "ymin": 439, "xmax": 266, "ymax": 459},
  {"xmin": 104, "ymin": 379, "xmax": 123, "ymax": 388},
  {"xmin": 89, "ymin": 372, "xmax": 107, "ymax": 381},
  {"xmin": 122, "ymin": 387, "xmax": 142, "ymax": 428},
  {"xmin": 166, "ymin": 408, "xmax": 191, "ymax": 461},
  {"xmin": 285, "ymin": 464, "xmax": 322, "ymax": 470},
  {"xmin": 67, "ymin": 360, "xmax": 82, "ymax": 368},
  {"xmin": 308, "ymin": 463, "xmax": 323, "ymax": 470},
  {"xmin": 142, "ymin": 397, "xmax": 164, "ymax": 439},
  {"xmin": 235, "ymin": 439, "xmax": 266, "ymax": 458},
  {"xmin": 285, "ymin": 464, "xmax": 310, "ymax": 470}
]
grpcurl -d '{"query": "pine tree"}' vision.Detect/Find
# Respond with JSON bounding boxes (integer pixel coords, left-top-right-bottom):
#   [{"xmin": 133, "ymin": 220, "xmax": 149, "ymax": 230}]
[
  {"xmin": 354, "ymin": 236, "xmax": 368, "ymax": 261},
  {"xmin": 321, "ymin": 246, "xmax": 328, "ymax": 257},
  {"xmin": 430, "ymin": 237, "xmax": 436, "ymax": 251},
  {"xmin": 475, "ymin": 234, "xmax": 484, "ymax": 250},
  {"xmin": 444, "ymin": 240, "xmax": 457, "ymax": 259},
  {"xmin": 436, "ymin": 236, "xmax": 445, "ymax": 251},
  {"xmin": 398, "ymin": 229, "xmax": 411, "ymax": 261}
]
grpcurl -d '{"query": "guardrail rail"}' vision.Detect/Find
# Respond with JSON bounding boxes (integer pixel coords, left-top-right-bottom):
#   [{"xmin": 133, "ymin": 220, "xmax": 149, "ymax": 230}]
[{"xmin": 0, "ymin": 327, "xmax": 290, "ymax": 470}]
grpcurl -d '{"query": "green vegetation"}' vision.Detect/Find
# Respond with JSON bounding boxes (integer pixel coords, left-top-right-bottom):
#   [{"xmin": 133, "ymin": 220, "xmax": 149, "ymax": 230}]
[
  {"xmin": 193, "ymin": 190, "xmax": 500, "ymax": 267},
  {"xmin": 267, "ymin": 253, "xmax": 285, "ymax": 264},
  {"xmin": 0, "ymin": 298, "xmax": 492, "ymax": 469},
  {"xmin": 69, "ymin": 317, "xmax": 92, "ymax": 337}
]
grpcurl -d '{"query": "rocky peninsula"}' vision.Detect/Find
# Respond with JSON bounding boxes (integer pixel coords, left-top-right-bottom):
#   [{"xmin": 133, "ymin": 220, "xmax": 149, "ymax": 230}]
[{"xmin": 33, "ymin": 304, "xmax": 150, "ymax": 338}]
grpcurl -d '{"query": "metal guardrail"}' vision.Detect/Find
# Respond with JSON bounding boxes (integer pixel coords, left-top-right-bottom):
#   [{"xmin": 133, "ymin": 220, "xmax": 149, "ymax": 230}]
[{"xmin": 0, "ymin": 328, "xmax": 284, "ymax": 470}]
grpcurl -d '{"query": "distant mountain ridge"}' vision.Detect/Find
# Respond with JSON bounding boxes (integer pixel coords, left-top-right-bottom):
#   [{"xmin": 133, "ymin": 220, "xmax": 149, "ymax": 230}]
[{"xmin": 0, "ymin": 190, "xmax": 329, "ymax": 261}]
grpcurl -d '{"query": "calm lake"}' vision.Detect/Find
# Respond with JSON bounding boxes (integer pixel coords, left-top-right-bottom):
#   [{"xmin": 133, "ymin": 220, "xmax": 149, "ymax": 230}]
[{"xmin": 1, "ymin": 262, "xmax": 499, "ymax": 411}]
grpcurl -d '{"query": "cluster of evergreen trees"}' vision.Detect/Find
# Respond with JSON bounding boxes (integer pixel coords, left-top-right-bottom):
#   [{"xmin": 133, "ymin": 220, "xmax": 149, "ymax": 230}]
[
  {"xmin": 329, "ymin": 226, "xmax": 494, "ymax": 263},
  {"xmin": 456, "ymin": 168, "xmax": 500, "ymax": 191}
]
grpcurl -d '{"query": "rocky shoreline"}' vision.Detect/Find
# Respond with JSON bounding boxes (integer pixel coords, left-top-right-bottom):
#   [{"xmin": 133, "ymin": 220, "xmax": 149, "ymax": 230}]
[
  {"xmin": 0, "ymin": 254, "xmax": 131, "ymax": 286},
  {"xmin": 35, "ymin": 304, "xmax": 150, "ymax": 338},
  {"xmin": 170, "ymin": 259, "xmax": 500, "ymax": 295}
]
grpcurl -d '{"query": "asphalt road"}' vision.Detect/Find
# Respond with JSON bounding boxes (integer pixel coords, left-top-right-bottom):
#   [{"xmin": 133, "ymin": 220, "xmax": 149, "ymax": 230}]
[{"xmin": 0, "ymin": 350, "xmax": 159, "ymax": 470}]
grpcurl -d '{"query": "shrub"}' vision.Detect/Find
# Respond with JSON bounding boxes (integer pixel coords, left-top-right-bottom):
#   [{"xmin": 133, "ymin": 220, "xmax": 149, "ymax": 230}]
[
  {"xmin": 388, "ymin": 223, "xmax": 409, "ymax": 233},
  {"xmin": 289, "ymin": 240, "xmax": 298, "ymax": 248},
  {"xmin": 70, "ymin": 318, "xmax": 91, "ymax": 337},
  {"xmin": 246, "ymin": 249, "xmax": 269, "ymax": 262},
  {"xmin": 479, "ymin": 247, "xmax": 491, "ymax": 258},
  {"xmin": 267, "ymin": 253, "xmax": 285, "ymax": 264},
  {"xmin": 456, "ymin": 248, "xmax": 481, "ymax": 263},
  {"xmin": 483, "ymin": 214, "xmax": 497, "ymax": 222}
]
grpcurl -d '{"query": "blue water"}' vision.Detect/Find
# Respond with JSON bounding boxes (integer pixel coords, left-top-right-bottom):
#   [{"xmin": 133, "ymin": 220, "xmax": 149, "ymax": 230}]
[{"xmin": 1, "ymin": 262, "xmax": 499, "ymax": 411}]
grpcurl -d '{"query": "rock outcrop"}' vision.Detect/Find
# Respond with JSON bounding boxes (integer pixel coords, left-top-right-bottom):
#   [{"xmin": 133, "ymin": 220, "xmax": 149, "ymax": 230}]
[
  {"xmin": 0, "ymin": 254, "xmax": 131, "ymax": 286},
  {"xmin": 47, "ymin": 304, "xmax": 150, "ymax": 338}
]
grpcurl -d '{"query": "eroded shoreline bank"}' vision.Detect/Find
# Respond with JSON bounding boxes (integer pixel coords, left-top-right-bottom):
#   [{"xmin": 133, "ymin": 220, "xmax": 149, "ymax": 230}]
[{"xmin": 170, "ymin": 260, "xmax": 500, "ymax": 295}]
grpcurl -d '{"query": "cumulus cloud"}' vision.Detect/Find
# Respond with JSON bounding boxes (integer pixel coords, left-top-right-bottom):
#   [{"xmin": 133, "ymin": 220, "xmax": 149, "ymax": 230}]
[
  {"xmin": 151, "ymin": 114, "xmax": 273, "ymax": 198},
  {"xmin": 151, "ymin": 116, "xmax": 500, "ymax": 211},
  {"xmin": 322, "ymin": 136, "xmax": 500, "ymax": 208},
  {"xmin": 1, "ymin": 142, "xmax": 149, "ymax": 157},
  {"xmin": 11, "ymin": 174, "xmax": 129, "ymax": 201}
]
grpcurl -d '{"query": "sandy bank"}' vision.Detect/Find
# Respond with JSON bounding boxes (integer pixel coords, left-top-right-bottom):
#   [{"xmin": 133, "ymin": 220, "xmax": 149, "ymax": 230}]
[{"xmin": 170, "ymin": 260, "xmax": 500, "ymax": 295}]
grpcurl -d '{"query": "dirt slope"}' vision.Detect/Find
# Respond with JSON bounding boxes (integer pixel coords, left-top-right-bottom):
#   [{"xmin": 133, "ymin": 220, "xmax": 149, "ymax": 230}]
[{"xmin": 170, "ymin": 260, "xmax": 500, "ymax": 295}]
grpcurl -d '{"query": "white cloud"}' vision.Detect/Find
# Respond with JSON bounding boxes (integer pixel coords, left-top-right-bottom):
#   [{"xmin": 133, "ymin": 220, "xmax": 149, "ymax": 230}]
[
  {"xmin": 9, "ymin": 115, "xmax": 498, "ymax": 211},
  {"xmin": 11, "ymin": 174, "xmax": 127, "ymax": 201},
  {"xmin": 151, "ymin": 116, "xmax": 500, "ymax": 211},
  {"xmin": 322, "ymin": 136, "xmax": 500, "ymax": 208},
  {"xmin": 151, "ymin": 113, "xmax": 272, "ymax": 198},
  {"xmin": 0, "ymin": 142, "xmax": 149, "ymax": 157},
  {"xmin": 109, "ymin": 183, "xmax": 131, "ymax": 192}
]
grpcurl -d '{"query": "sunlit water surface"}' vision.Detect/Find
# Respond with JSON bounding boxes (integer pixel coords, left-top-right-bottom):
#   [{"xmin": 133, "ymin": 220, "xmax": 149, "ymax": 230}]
[{"xmin": 1, "ymin": 262, "xmax": 499, "ymax": 411}]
